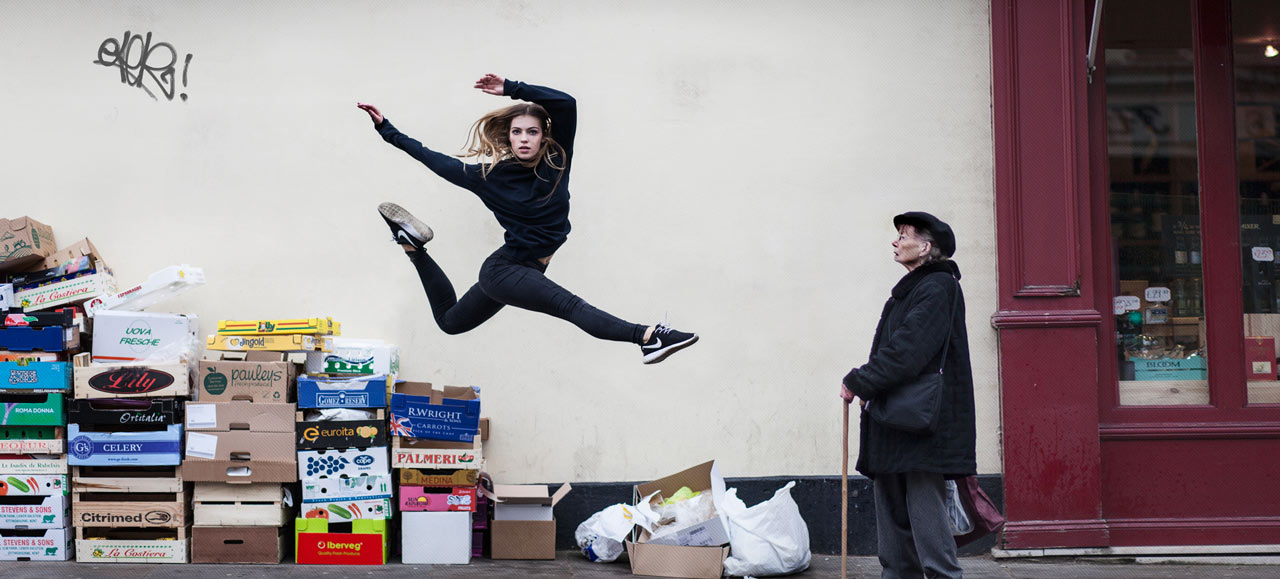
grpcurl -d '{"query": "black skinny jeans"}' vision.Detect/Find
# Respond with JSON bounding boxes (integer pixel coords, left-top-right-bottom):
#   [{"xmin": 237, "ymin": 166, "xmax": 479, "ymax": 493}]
[{"xmin": 407, "ymin": 246, "xmax": 647, "ymax": 344}]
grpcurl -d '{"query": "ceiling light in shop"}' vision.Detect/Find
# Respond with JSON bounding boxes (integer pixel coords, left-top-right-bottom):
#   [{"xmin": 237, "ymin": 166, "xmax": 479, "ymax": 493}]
[{"xmin": 1266, "ymin": 44, "xmax": 1279, "ymax": 58}]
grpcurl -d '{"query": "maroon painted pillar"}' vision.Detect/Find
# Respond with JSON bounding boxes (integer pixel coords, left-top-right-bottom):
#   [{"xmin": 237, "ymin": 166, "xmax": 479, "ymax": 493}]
[{"xmin": 990, "ymin": 0, "xmax": 1109, "ymax": 549}]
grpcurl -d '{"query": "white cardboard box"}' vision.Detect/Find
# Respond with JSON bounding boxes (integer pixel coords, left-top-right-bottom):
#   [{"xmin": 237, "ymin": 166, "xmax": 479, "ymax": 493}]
[
  {"xmin": 304, "ymin": 338, "xmax": 400, "ymax": 377},
  {"xmin": 84, "ymin": 265, "xmax": 205, "ymax": 318},
  {"xmin": 0, "ymin": 527, "xmax": 72, "ymax": 561},
  {"xmin": 13, "ymin": 270, "xmax": 116, "ymax": 312},
  {"xmin": 91, "ymin": 311, "xmax": 199, "ymax": 364},
  {"xmin": 400, "ymin": 511, "xmax": 471, "ymax": 564},
  {"xmin": 0, "ymin": 284, "xmax": 12, "ymax": 310}
]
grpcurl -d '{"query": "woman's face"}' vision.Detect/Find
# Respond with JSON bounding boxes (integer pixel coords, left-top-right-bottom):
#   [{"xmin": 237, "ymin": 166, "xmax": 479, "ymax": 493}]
[
  {"xmin": 892, "ymin": 224, "xmax": 931, "ymax": 270},
  {"xmin": 508, "ymin": 114, "xmax": 544, "ymax": 161}
]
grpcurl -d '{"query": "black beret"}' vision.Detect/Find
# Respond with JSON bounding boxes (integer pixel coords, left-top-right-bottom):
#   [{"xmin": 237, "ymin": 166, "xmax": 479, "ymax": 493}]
[{"xmin": 893, "ymin": 211, "xmax": 956, "ymax": 258}]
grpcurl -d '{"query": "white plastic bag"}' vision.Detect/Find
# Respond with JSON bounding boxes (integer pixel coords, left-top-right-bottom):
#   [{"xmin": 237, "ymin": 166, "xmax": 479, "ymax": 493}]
[
  {"xmin": 722, "ymin": 481, "xmax": 811, "ymax": 577},
  {"xmin": 945, "ymin": 479, "xmax": 973, "ymax": 535},
  {"xmin": 575, "ymin": 503, "xmax": 640, "ymax": 563}
]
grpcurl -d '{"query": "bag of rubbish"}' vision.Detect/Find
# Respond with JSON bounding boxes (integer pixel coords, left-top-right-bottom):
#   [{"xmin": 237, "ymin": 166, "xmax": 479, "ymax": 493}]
[
  {"xmin": 722, "ymin": 481, "xmax": 811, "ymax": 577},
  {"xmin": 575, "ymin": 503, "xmax": 640, "ymax": 563},
  {"xmin": 649, "ymin": 487, "xmax": 717, "ymax": 542}
]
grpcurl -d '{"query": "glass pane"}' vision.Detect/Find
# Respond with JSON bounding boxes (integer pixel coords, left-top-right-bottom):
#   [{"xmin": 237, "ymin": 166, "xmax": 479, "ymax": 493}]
[
  {"xmin": 1105, "ymin": 0, "xmax": 1207, "ymax": 405},
  {"xmin": 1234, "ymin": 0, "xmax": 1280, "ymax": 405}
]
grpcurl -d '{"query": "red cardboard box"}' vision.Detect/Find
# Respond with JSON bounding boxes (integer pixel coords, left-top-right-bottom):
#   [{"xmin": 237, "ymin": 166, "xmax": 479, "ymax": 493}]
[
  {"xmin": 294, "ymin": 518, "xmax": 386, "ymax": 565},
  {"xmin": 1246, "ymin": 336, "xmax": 1277, "ymax": 381}
]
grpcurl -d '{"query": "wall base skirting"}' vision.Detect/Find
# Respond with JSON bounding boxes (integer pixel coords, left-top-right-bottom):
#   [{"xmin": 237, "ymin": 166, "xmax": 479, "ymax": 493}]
[{"xmin": 995, "ymin": 544, "xmax": 1280, "ymax": 559}]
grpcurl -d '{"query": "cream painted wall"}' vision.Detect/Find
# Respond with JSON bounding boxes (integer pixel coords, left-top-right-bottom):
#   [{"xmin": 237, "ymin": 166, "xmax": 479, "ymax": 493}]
[{"xmin": 1, "ymin": 0, "xmax": 997, "ymax": 483}]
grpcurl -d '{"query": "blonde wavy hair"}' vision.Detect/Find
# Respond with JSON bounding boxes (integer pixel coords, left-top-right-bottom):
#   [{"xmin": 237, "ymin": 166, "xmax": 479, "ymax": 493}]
[{"xmin": 462, "ymin": 103, "xmax": 567, "ymax": 198}]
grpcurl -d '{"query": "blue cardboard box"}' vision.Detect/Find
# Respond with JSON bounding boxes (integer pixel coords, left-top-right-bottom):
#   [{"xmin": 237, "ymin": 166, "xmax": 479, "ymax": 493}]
[
  {"xmin": 0, "ymin": 361, "xmax": 70, "ymax": 392},
  {"xmin": 389, "ymin": 382, "xmax": 480, "ymax": 443},
  {"xmin": 67, "ymin": 423, "xmax": 183, "ymax": 466},
  {"xmin": 0, "ymin": 326, "xmax": 66, "ymax": 352},
  {"xmin": 297, "ymin": 375, "xmax": 388, "ymax": 409}
]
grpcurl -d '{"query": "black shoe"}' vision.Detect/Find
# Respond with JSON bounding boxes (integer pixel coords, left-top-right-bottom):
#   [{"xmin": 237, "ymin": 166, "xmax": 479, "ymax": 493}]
[
  {"xmin": 378, "ymin": 202, "xmax": 434, "ymax": 251},
  {"xmin": 640, "ymin": 324, "xmax": 699, "ymax": 365}
]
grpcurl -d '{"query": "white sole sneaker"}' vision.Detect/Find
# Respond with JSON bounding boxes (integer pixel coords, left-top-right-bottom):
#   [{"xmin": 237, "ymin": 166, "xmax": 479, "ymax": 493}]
[{"xmin": 378, "ymin": 202, "xmax": 434, "ymax": 247}]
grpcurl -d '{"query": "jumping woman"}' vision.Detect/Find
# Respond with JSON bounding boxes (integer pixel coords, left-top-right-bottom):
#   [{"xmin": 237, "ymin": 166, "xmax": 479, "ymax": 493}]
[{"xmin": 358, "ymin": 74, "xmax": 698, "ymax": 364}]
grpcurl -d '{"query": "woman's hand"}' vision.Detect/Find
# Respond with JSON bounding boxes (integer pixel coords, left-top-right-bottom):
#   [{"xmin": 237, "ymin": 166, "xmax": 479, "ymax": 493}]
[
  {"xmin": 840, "ymin": 383, "xmax": 854, "ymax": 404},
  {"xmin": 474, "ymin": 73, "xmax": 505, "ymax": 96},
  {"xmin": 357, "ymin": 102, "xmax": 384, "ymax": 125}
]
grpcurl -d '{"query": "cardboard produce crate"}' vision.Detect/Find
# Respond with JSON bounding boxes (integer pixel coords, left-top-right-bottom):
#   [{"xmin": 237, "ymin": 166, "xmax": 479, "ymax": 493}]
[
  {"xmin": 295, "ymin": 518, "xmax": 387, "ymax": 565},
  {"xmin": 91, "ymin": 311, "xmax": 198, "ymax": 364},
  {"xmin": 207, "ymin": 334, "xmax": 331, "ymax": 353},
  {"xmin": 192, "ymin": 482, "xmax": 289, "ymax": 527},
  {"xmin": 196, "ymin": 352, "xmax": 296, "ymax": 402},
  {"xmin": 68, "ymin": 397, "xmax": 181, "ymax": 428},
  {"xmin": 298, "ymin": 447, "xmax": 389, "ymax": 480},
  {"xmin": 0, "ymin": 217, "xmax": 56, "ymax": 273},
  {"xmin": 217, "ymin": 317, "xmax": 340, "ymax": 336},
  {"xmin": 0, "ymin": 393, "xmax": 64, "ymax": 426},
  {"xmin": 296, "ymin": 409, "xmax": 387, "ymax": 450},
  {"xmin": 301, "ymin": 473, "xmax": 392, "ymax": 522},
  {"xmin": 388, "ymin": 382, "xmax": 480, "ymax": 442},
  {"xmin": 297, "ymin": 374, "xmax": 389, "ymax": 409},
  {"xmin": 0, "ymin": 326, "xmax": 67, "ymax": 352},
  {"xmin": 192, "ymin": 525, "xmax": 287, "ymax": 564},
  {"xmin": 75, "ymin": 525, "xmax": 190, "ymax": 563},
  {"xmin": 0, "ymin": 494, "xmax": 68, "ymax": 529},
  {"xmin": 490, "ymin": 483, "xmax": 572, "ymax": 560},
  {"xmin": 0, "ymin": 360, "xmax": 70, "ymax": 393},
  {"xmin": 13, "ymin": 269, "xmax": 116, "ymax": 313},
  {"xmin": 73, "ymin": 488, "xmax": 187, "ymax": 528},
  {"xmin": 304, "ymin": 338, "xmax": 398, "ymax": 376},
  {"xmin": 39, "ymin": 238, "xmax": 103, "ymax": 271},
  {"xmin": 67, "ymin": 424, "xmax": 183, "ymax": 466},
  {"xmin": 83, "ymin": 264, "xmax": 205, "ymax": 318},
  {"xmin": 399, "ymin": 467, "xmax": 479, "ymax": 487},
  {"xmin": 0, "ymin": 454, "xmax": 66, "ymax": 474},
  {"xmin": 183, "ymin": 402, "xmax": 297, "ymax": 484},
  {"xmin": 0, "ymin": 284, "xmax": 12, "ymax": 311},
  {"xmin": 0, "ymin": 426, "xmax": 64, "ymax": 454},
  {"xmin": 399, "ymin": 485, "xmax": 476, "ymax": 512},
  {"xmin": 391, "ymin": 436, "xmax": 482, "ymax": 470},
  {"xmin": 626, "ymin": 461, "xmax": 730, "ymax": 579},
  {"xmin": 72, "ymin": 465, "xmax": 182, "ymax": 493},
  {"xmin": 0, "ymin": 527, "xmax": 72, "ymax": 561}
]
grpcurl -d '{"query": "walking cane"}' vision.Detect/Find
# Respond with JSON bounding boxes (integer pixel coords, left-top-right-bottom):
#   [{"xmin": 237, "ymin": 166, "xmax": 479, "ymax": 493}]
[{"xmin": 841, "ymin": 400, "xmax": 850, "ymax": 579}]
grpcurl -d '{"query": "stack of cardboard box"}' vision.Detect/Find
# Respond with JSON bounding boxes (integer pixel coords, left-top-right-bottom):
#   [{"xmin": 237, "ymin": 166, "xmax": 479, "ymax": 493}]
[
  {"xmin": 68, "ymin": 306, "xmax": 197, "ymax": 564},
  {"xmin": 389, "ymin": 380, "xmax": 485, "ymax": 564},
  {"xmin": 0, "ymin": 229, "xmax": 116, "ymax": 563},
  {"xmin": 198, "ymin": 318, "xmax": 350, "ymax": 564},
  {"xmin": 294, "ymin": 372, "xmax": 392, "ymax": 565}
]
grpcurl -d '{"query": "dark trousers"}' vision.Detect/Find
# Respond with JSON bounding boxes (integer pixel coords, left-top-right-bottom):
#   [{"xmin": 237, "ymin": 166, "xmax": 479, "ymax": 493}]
[
  {"xmin": 873, "ymin": 472, "xmax": 963, "ymax": 579},
  {"xmin": 407, "ymin": 246, "xmax": 646, "ymax": 343}
]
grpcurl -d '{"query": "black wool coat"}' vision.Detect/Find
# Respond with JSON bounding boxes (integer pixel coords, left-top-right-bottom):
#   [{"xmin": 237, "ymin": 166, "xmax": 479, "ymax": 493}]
[{"xmin": 843, "ymin": 260, "xmax": 978, "ymax": 478}]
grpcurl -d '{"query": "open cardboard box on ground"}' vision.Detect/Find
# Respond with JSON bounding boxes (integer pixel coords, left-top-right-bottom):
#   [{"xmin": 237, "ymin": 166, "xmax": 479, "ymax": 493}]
[
  {"xmin": 490, "ymin": 483, "xmax": 572, "ymax": 560},
  {"xmin": 196, "ymin": 351, "xmax": 295, "ymax": 402},
  {"xmin": 626, "ymin": 460, "xmax": 730, "ymax": 579},
  {"xmin": 183, "ymin": 402, "xmax": 297, "ymax": 483},
  {"xmin": 0, "ymin": 217, "xmax": 56, "ymax": 274}
]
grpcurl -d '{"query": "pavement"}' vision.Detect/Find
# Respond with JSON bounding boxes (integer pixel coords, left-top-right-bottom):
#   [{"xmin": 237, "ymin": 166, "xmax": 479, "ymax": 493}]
[{"xmin": 5, "ymin": 553, "xmax": 1280, "ymax": 578}]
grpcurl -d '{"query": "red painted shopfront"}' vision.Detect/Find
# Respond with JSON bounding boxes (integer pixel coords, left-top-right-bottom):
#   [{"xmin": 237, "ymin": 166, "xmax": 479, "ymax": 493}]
[{"xmin": 992, "ymin": 0, "xmax": 1280, "ymax": 551}]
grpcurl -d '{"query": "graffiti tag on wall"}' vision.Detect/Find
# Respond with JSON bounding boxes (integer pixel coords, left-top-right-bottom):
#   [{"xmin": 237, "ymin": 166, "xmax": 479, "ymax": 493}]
[{"xmin": 93, "ymin": 30, "xmax": 193, "ymax": 102}]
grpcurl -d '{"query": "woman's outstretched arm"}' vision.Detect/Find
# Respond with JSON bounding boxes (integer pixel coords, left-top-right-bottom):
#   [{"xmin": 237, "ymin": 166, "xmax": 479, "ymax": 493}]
[
  {"xmin": 474, "ymin": 73, "xmax": 577, "ymax": 156},
  {"xmin": 357, "ymin": 102, "xmax": 475, "ymax": 190}
]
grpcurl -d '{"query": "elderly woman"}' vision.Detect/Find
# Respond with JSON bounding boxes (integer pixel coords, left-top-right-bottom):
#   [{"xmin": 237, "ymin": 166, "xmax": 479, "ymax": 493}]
[{"xmin": 840, "ymin": 211, "xmax": 977, "ymax": 579}]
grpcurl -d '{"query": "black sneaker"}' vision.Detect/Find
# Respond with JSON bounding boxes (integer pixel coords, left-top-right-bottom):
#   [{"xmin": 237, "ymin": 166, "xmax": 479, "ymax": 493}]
[
  {"xmin": 378, "ymin": 202, "xmax": 433, "ymax": 251},
  {"xmin": 640, "ymin": 324, "xmax": 699, "ymax": 365}
]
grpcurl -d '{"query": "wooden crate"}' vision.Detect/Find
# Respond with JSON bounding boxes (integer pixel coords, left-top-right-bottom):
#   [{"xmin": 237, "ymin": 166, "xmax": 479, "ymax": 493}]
[
  {"xmin": 192, "ymin": 483, "xmax": 288, "ymax": 527},
  {"xmin": 74, "ymin": 525, "xmax": 190, "ymax": 563},
  {"xmin": 73, "ymin": 488, "xmax": 188, "ymax": 528},
  {"xmin": 191, "ymin": 526, "xmax": 287, "ymax": 564},
  {"xmin": 72, "ymin": 465, "xmax": 183, "ymax": 493}
]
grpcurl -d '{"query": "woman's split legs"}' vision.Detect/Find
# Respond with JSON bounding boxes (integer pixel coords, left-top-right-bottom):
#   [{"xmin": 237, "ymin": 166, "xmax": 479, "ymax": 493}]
[{"xmin": 478, "ymin": 250, "xmax": 699, "ymax": 364}]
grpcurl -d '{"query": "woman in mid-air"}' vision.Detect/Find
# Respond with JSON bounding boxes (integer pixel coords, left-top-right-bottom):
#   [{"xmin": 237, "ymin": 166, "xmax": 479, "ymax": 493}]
[{"xmin": 358, "ymin": 73, "xmax": 697, "ymax": 364}]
